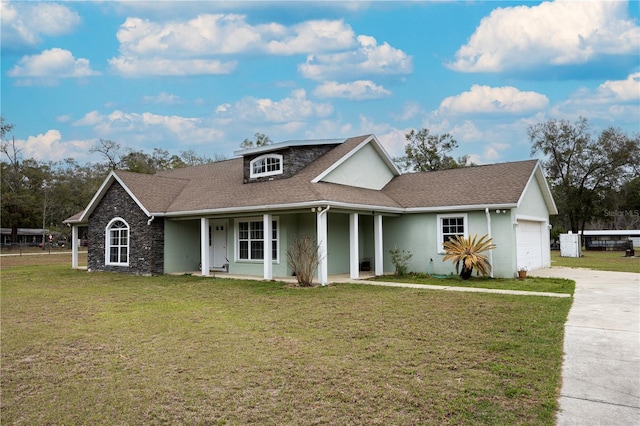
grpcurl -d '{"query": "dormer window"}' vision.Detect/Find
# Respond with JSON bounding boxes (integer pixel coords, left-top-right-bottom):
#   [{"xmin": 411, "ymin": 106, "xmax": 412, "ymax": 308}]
[{"xmin": 250, "ymin": 154, "xmax": 283, "ymax": 178}]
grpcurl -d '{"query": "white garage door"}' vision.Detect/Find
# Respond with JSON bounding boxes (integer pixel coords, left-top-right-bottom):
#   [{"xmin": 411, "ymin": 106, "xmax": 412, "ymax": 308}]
[{"xmin": 516, "ymin": 220, "xmax": 544, "ymax": 271}]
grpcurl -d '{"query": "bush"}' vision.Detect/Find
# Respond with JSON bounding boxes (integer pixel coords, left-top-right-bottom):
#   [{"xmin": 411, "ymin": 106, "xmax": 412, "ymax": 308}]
[
  {"xmin": 286, "ymin": 234, "xmax": 319, "ymax": 286},
  {"xmin": 390, "ymin": 247, "xmax": 412, "ymax": 276}
]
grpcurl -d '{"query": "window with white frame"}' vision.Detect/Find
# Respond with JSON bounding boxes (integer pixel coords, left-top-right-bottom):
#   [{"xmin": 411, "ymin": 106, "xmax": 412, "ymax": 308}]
[
  {"xmin": 235, "ymin": 217, "xmax": 279, "ymax": 261},
  {"xmin": 105, "ymin": 218, "xmax": 129, "ymax": 266},
  {"xmin": 250, "ymin": 154, "xmax": 283, "ymax": 178},
  {"xmin": 437, "ymin": 214, "xmax": 467, "ymax": 253}
]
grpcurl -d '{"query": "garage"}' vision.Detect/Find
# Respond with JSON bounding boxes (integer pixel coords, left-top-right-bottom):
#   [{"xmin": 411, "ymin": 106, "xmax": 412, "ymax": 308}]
[{"xmin": 516, "ymin": 220, "xmax": 545, "ymax": 271}]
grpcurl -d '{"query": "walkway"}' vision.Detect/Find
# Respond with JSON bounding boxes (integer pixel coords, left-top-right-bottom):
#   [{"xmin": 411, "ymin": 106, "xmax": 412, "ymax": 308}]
[{"xmin": 532, "ymin": 267, "xmax": 640, "ymax": 425}]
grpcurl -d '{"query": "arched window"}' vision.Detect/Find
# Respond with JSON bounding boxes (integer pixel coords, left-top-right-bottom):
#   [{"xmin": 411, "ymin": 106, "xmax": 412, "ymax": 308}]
[
  {"xmin": 250, "ymin": 154, "xmax": 283, "ymax": 178},
  {"xmin": 105, "ymin": 218, "xmax": 129, "ymax": 266}
]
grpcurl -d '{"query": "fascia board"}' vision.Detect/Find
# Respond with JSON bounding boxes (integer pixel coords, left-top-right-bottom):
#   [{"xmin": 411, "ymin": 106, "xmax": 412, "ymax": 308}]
[
  {"xmin": 404, "ymin": 203, "xmax": 518, "ymax": 213},
  {"xmin": 79, "ymin": 171, "xmax": 151, "ymax": 222},
  {"xmin": 159, "ymin": 200, "xmax": 404, "ymax": 218}
]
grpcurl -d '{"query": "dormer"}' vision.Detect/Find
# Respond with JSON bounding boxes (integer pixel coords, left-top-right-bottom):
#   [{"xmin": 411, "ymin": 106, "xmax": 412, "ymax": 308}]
[{"xmin": 236, "ymin": 138, "xmax": 343, "ymax": 183}]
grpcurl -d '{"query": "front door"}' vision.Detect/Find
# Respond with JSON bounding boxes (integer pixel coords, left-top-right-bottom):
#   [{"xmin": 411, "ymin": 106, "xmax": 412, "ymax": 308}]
[{"xmin": 209, "ymin": 220, "xmax": 228, "ymax": 270}]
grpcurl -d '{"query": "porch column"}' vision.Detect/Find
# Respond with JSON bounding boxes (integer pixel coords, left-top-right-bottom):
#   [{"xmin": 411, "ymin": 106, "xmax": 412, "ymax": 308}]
[
  {"xmin": 374, "ymin": 214, "xmax": 384, "ymax": 276},
  {"xmin": 349, "ymin": 213, "xmax": 359, "ymax": 279},
  {"xmin": 200, "ymin": 218, "xmax": 210, "ymax": 276},
  {"xmin": 317, "ymin": 208, "xmax": 329, "ymax": 285},
  {"xmin": 263, "ymin": 214, "xmax": 272, "ymax": 280},
  {"xmin": 71, "ymin": 225, "xmax": 79, "ymax": 269}
]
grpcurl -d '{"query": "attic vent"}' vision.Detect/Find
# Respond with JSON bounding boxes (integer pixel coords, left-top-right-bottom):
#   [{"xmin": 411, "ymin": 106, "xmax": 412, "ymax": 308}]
[{"xmin": 250, "ymin": 154, "xmax": 283, "ymax": 178}]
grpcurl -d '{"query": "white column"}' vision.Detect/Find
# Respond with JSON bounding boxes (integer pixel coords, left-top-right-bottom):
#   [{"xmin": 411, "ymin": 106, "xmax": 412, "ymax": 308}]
[
  {"xmin": 71, "ymin": 225, "xmax": 79, "ymax": 269},
  {"xmin": 317, "ymin": 209, "xmax": 328, "ymax": 285},
  {"xmin": 349, "ymin": 213, "xmax": 359, "ymax": 279},
  {"xmin": 200, "ymin": 218, "xmax": 210, "ymax": 276},
  {"xmin": 263, "ymin": 214, "xmax": 272, "ymax": 280},
  {"xmin": 374, "ymin": 214, "xmax": 384, "ymax": 276}
]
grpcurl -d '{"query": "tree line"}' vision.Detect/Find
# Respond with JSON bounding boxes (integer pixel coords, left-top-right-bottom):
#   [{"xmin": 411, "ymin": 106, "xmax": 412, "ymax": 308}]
[{"xmin": 1, "ymin": 117, "xmax": 638, "ymax": 245}]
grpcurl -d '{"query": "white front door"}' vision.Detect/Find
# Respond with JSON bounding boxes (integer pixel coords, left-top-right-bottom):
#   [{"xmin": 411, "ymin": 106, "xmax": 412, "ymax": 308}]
[{"xmin": 209, "ymin": 220, "xmax": 228, "ymax": 270}]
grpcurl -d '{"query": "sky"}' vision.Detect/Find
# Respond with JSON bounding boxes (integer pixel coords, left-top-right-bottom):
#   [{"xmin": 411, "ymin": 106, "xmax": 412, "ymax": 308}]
[{"xmin": 1, "ymin": 0, "xmax": 639, "ymax": 166}]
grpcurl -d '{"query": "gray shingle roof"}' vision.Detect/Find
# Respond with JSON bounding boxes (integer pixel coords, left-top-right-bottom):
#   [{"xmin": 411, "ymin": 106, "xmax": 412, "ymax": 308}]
[
  {"xmin": 383, "ymin": 160, "xmax": 539, "ymax": 209},
  {"xmin": 66, "ymin": 136, "xmax": 544, "ymax": 223}
]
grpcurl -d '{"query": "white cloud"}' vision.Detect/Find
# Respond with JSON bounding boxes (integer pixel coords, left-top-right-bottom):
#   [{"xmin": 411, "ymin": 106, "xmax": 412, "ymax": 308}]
[
  {"xmin": 73, "ymin": 109, "xmax": 222, "ymax": 145},
  {"xmin": 108, "ymin": 56, "xmax": 237, "ymax": 77},
  {"xmin": 550, "ymin": 73, "xmax": 640, "ymax": 123},
  {"xmin": 266, "ymin": 19, "xmax": 355, "ymax": 54},
  {"xmin": 313, "ymin": 80, "xmax": 391, "ymax": 100},
  {"xmin": 143, "ymin": 92, "xmax": 184, "ymax": 105},
  {"xmin": 221, "ymin": 89, "xmax": 333, "ymax": 123},
  {"xmin": 437, "ymin": 85, "xmax": 549, "ymax": 115},
  {"xmin": 11, "ymin": 130, "xmax": 94, "ymax": 162},
  {"xmin": 449, "ymin": 1, "xmax": 640, "ymax": 73},
  {"xmin": 109, "ymin": 14, "xmax": 359, "ymax": 77},
  {"xmin": 7, "ymin": 48, "xmax": 98, "ymax": 85},
  {"xmin": 1, "ymin": 2, "xmax": 81, "ymax": 50},
  {"xmin": 299, "ymin": 35, "xmax": 412, "ymax": 80}
]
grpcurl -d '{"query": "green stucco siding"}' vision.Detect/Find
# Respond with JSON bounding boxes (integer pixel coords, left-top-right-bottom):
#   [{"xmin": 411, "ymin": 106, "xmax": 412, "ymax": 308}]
[
  {"xmin": 164, "ymin": 219, "xmax": 200, "ymax": 273},
  {"xmin": 321, "ymin": 143, "xmax": 395, "ymax": 190}
]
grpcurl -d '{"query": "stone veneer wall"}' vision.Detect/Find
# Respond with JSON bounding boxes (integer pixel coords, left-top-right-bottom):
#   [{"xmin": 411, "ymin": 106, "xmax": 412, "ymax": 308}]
[
  {"xmin": 243, "ymin": 144, "xmax": 338, "ymax": 183},
  {"xmin": 87, "ymin": 182, "xmax": 164, "ymax": 274}
]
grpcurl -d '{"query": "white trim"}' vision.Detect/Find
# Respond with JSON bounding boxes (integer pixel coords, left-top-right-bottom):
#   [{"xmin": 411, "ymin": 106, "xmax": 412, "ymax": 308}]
[
  {"xmin": 250, "ymin": 153, "xmax": 283, "ymax": 179},
  {"xmin": 234, "ymin": 138, "xmax": 345, "ymax": 156},
  {"xmin": 105, "ymin": 217, "xmax": 130, "ymax": 266},
  {"xmin": 436, "ymin": 213, "xmax": 468, "ymax": 254},
  {"xmin": 234, "ymin": 216, "xmax": 280, "ymax": 263}
]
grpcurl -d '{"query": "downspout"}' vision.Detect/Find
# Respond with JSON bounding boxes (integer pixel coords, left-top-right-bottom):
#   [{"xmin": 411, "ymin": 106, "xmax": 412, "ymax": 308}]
[
  {"xmin": 147, "ymin": 216, "xmax": 155, "ymax": 226},
  {"xmin": 485, "ymin": 208, "xmax": 494, "ymax": 278}
]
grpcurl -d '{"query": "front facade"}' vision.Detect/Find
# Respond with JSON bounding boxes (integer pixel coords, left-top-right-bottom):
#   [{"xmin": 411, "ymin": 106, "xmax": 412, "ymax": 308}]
[{"xmin": 66, "ymin": 135, "xmax": 557, "ymax": 282}]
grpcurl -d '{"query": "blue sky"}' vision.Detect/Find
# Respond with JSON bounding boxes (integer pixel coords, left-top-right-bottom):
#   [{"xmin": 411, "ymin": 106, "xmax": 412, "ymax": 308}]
[{"xmin": 1, "ymin": 1, "xmax": 639, "ymax": 165}]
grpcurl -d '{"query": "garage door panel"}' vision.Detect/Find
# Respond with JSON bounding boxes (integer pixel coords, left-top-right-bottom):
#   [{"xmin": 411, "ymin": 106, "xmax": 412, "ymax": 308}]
[{"xmin": 517, "ymin": 220, "xmax": 543, "ymax": 271}]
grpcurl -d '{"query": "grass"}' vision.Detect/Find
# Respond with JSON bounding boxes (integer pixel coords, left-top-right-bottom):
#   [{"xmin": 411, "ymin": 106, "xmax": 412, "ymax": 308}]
[
  {"xmin": 369, "ymin": 274, "xmax": 574, "ymax": 295},
  {"xmin": 1, "ymin": 257, "xmax": 572, "ymax": 425},
  {"xmin": 551, "ymin": 249, "xmax": 640, "ymax": 273}
]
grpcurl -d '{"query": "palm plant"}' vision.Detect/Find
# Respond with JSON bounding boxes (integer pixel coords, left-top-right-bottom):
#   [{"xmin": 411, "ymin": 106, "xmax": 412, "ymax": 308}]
[{"xmin": 442, "ymin": 234, "xmax": 496, "ymax": 280}]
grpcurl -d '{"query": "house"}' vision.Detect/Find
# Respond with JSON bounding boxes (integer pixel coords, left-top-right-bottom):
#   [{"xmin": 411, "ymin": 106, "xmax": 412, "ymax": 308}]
[
  {"xmin": 1, "ymin": 228, "xmax": 49, "ymax": 246},
  {"xmin": 64, "ymin": 134, "xmax": 557, "ymax": 282}
]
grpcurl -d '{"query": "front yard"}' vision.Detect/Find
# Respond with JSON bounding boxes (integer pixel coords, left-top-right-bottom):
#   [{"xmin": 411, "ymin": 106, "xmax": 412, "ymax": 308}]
[{"xmin": 1, "ymin": 259, "xmax": 571, "ymax": 425}]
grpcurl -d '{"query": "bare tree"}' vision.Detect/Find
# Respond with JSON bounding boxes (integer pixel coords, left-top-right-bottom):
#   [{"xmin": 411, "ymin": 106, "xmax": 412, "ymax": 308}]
[{"xmin": 89, "ymin": 139, "xmax": 123, "ymax": 170}]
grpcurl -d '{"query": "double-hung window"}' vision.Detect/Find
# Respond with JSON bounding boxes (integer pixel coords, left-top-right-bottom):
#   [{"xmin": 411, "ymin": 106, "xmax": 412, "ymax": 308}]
[
  {"xmin": 437, "ymin": 214, "xmax": 467, "ymax": 253},
  {"xmin": 236, "ymin": 217, "xmax": 279, "ymax": 261},
  {"xmin": 250, "ymin": 154, "xmax": 283, "ymax": 178},
  {"xmin": 105, "ymin": 218, "xmax": 129, "ymax": 266}
]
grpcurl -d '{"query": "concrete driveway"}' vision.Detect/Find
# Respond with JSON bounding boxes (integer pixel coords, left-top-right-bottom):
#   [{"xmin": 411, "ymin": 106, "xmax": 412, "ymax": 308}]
[{"xmin": 531, "ymin": 267, "xmax": 640, "ymax": 425}]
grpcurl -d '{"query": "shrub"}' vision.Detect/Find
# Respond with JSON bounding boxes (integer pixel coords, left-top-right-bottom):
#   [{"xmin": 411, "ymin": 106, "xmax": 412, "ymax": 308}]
[
  {"xmin": 390, "ymin": 247, "xmax": 412, "ymax": 276},
  {"xmin": 442, "ymin": 234, "xmax": 496, "ymax": 279},
  {"xmin": 286, "ymin": 234, "xmax": 319, "ymax": 286}
]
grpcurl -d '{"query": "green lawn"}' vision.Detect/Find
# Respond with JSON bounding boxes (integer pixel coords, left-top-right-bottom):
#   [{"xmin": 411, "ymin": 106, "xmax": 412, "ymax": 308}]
[
  {"xmin": 1, "ymin": 262, "xmax": 572, "ymax": 425},
  {"xmin": 551, "ymin": 249, "xmax": 640, "ymax": 273},
  {"xmin": 369, "ymin": 274, "xmax": 574, "ymax": 295}
]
